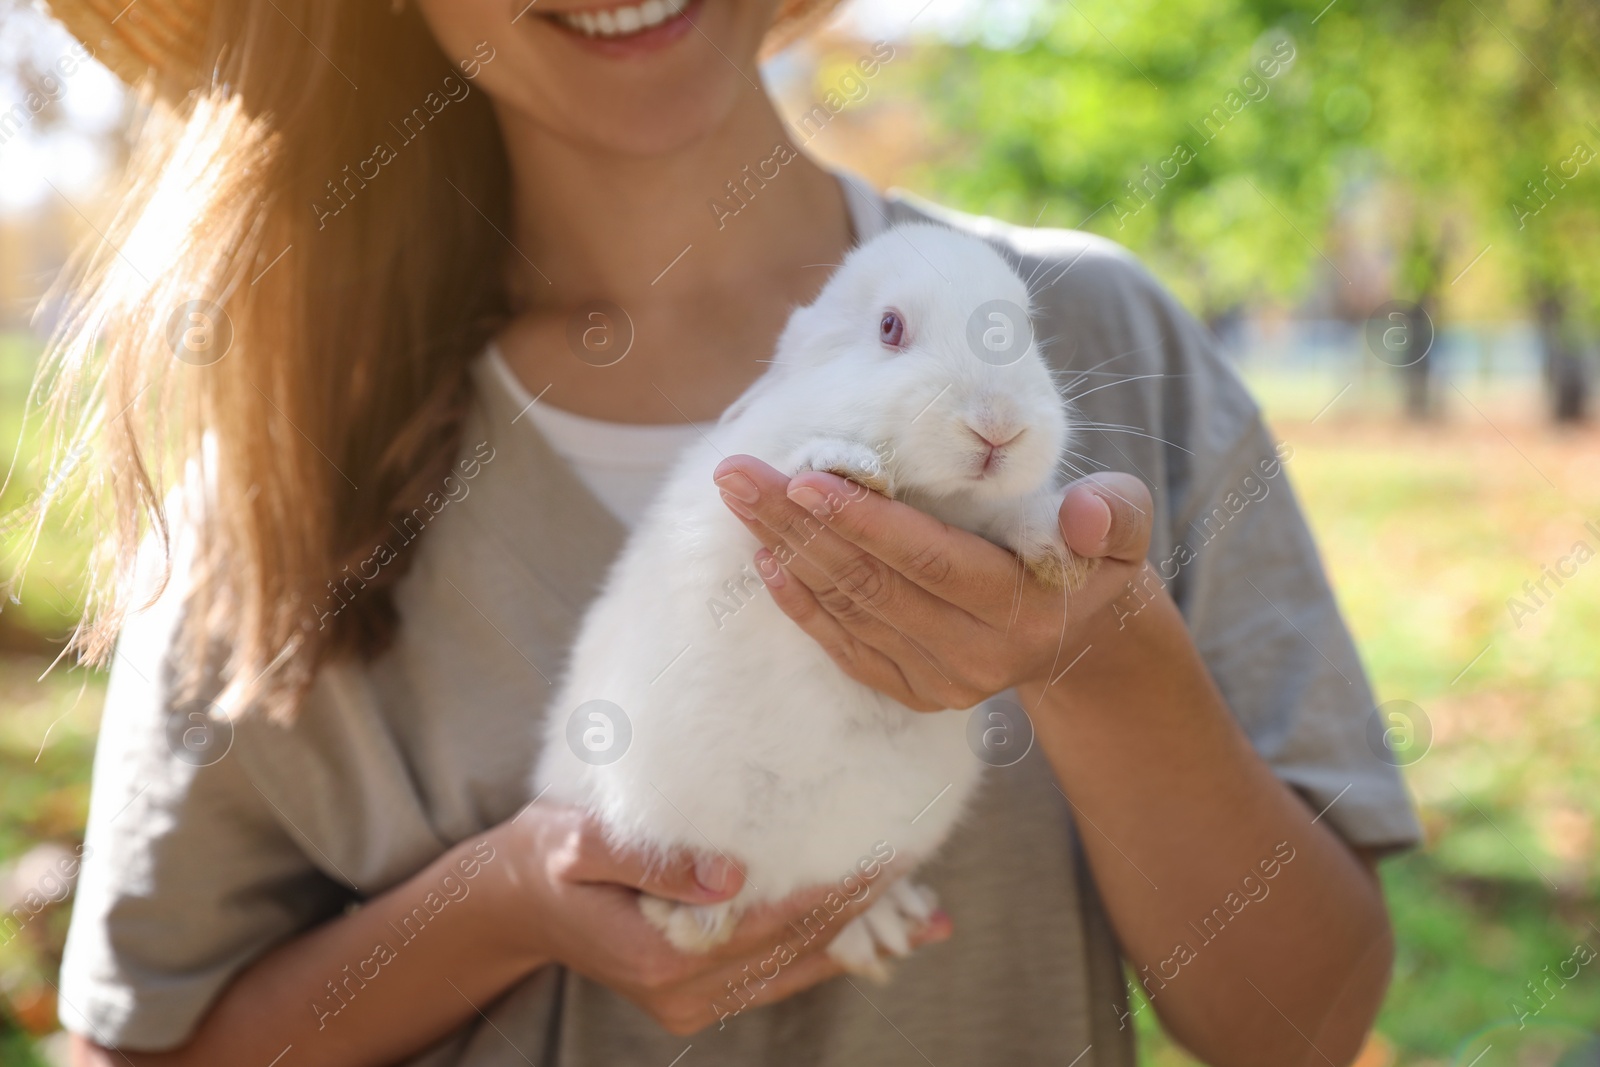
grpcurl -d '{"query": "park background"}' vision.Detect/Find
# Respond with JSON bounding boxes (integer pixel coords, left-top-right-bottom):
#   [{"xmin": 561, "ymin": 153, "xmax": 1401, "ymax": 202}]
[{"xmin": 1, "ymin": 0, "xmax": 1598, "ymax": 1062}]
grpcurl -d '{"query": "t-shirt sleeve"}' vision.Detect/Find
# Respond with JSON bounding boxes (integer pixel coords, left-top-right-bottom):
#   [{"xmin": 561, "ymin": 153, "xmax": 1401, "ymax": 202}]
[
  {"xmin": 58, "ymin": 535, "xmax": 349, "ymax": 1051},
  {"xmin": 999, "ymin": 220, "xmax": 1423, "ymax": 853},
  {"xmin": 1162, "ymin": 415, "xmax": 1423, "ymax": 851}
]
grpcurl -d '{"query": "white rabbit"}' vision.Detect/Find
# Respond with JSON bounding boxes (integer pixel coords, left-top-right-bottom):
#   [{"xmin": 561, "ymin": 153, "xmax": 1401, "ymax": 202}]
[{"xmin": 532, "ymin": 223, "xmax": 1089, "ymax": 982}]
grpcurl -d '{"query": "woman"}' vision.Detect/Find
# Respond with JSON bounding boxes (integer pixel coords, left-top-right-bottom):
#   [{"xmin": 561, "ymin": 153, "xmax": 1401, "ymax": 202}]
[{"xmin": 40, "ymin": 0, "xmax": 1419, "ymax": 1064}]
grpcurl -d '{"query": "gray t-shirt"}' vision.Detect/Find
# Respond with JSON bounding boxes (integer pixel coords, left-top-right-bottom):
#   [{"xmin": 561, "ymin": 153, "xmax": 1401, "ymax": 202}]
[{"xmin": 58, "ymin": 173, "xmax": 1421, "ymax": 1065}]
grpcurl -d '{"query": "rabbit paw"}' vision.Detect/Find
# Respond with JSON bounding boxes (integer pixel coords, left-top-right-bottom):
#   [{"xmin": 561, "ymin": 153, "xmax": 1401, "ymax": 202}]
[
  {"xmin": 995, "ymin": 488, "xmax": 1097, "ymax": 592},
  {"xmin": 790, "ymin": 438, "xmax": 893, "ymax": 497},
  {"xmin": 825, "ymin": 880, "xmax": 938, "ymax": 983},
  {"xmin": 639, "ymin": 894, "xmax": 738, "ymax": 953}
]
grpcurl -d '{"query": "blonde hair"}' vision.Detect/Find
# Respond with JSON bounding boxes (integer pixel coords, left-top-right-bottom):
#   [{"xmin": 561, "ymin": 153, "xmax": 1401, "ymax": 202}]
[{"xmin": 25, "ymin": 1, "xmax": 511, "ymax": 718}]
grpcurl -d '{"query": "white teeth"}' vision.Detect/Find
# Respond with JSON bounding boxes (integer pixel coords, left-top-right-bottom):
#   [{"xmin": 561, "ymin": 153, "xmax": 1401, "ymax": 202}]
[{"xmin": 554, "ymin": 0, "xmax": 683, "ymax": 38}]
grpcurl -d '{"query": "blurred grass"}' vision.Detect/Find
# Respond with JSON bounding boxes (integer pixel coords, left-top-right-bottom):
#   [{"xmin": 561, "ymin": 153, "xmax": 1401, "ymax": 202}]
[
  {"xmin": 0, "ymin": 332, "xmax": 106, "ymax": 1062},
  {"xmin": 1135, "ymin": 370, "xmax": 1600, "ymax": 1065},
  {"xmin": 2, "ymin": 336, "xmax": 1598, "ymax": 1061},
  {"xmin": 0, "ymin": 654, "xmax": 99, "ymax": 1062},
  {"xmin": 0, "ymin": 331, "xmax": 96, "ymax": 643}
]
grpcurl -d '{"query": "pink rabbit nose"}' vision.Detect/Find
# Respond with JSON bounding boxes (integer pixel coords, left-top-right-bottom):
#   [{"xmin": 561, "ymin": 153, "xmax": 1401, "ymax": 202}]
[
  {"xmin": 969, "ymin": 426, "xmax": 1023, "ymax": 451},
  {"xmin": 969, "ymin": 425, "xmax": 1024, "ymax": 475}
]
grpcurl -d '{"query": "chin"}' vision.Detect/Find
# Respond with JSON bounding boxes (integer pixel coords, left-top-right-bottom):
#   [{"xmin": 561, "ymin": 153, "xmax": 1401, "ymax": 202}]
[
  {"xmin": 978, "ymin": 445, "xmax": 1064, "ymax": 499},
  {"xmin": 967, "ymin": 467, "xmax": 1047, "ymax": 501},
  {"xmin": 903, "ymin": 453, "xmax": 1043, "ymax": 504},
  {"xmin": 542, "ymin": 75, "xmax": 743, "ymax": 157},
  {"xmin": 421, "ymin": 0, "xmax": 777, "ymax": 156}
]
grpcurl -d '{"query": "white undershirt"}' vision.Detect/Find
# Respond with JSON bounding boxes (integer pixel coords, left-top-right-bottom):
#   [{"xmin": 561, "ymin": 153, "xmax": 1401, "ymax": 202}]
[
  {"xmin": 485, "ymin": 346, "xmax": 711, "ymax": 529},
  {"xmin": 485, "ymin": 169, "xmax": 886, "ymax": 530}
]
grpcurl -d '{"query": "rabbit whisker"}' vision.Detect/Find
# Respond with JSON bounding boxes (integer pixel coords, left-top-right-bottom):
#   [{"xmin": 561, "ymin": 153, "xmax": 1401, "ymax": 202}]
[
  {"xmin": 1063, "ymin": 373, "xmax": 1171, "ymax": 405},
  {"xmin": 1076, "ymin": 424, "xmax": 1195, "ymax": 456}
]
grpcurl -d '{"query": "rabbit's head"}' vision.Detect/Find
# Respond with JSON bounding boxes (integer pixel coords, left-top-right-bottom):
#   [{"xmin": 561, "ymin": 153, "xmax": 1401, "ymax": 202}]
[{"xmin": 772, "ymin": 223, "xmax": 1068, "ymax": 503}]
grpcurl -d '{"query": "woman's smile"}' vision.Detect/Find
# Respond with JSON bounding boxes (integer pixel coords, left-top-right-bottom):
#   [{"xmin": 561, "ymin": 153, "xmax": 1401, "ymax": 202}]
[{"xmin": 535, "ymin": 0, "xmax": 705, "ymax": 57}]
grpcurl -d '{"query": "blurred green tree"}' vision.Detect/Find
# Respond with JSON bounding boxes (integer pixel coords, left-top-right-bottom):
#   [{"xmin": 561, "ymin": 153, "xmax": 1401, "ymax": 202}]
[{"xmin": 898, "ymin": 0, "xmax": 1600, "ymax": 420}]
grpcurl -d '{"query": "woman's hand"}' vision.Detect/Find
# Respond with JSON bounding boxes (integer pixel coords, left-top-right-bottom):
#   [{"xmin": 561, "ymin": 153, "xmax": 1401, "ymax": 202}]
[
  {"xmin": 497, "ymin": 803, "xmax": 950, "ymax": 1036},
  {"xmin": 69, "ymin": 803, "xmax": 945, "ymax": 1067},
  {"xmin": 711, "ymin": 457, "xmax": 1155, "ymax": 711},
  {"xmin": 712, "ymin": 457, "xmax": 1396, "ymax": 1062}
]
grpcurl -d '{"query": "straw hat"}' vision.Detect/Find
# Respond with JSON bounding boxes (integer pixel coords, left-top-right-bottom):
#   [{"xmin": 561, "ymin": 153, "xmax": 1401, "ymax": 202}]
[{"xmin": 47, "ymin": 0, "xmax": 846, "ymax": 91}]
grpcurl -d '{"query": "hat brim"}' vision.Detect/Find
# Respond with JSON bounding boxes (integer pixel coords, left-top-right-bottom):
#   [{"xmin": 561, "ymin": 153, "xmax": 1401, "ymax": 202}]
[{"xmin": 48, "ymin": 0, "xmax": 848, "ymax": 93}]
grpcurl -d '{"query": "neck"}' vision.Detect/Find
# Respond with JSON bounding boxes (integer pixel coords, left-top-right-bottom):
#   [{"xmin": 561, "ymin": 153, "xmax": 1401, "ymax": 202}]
[{"xmin": 496, "ymin": 87, "xmax": 853, "ymax": 311}]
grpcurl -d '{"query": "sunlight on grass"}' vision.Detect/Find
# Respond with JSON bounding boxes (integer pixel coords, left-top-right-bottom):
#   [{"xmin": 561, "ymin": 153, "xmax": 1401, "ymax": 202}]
[
  {"xmin": 0, "ymin": 654, "xmax": 103, "ymax": 1059},
  {"xmin": 1133, "ymin": 373, "xmax": 1600, "ymax": 1065}
]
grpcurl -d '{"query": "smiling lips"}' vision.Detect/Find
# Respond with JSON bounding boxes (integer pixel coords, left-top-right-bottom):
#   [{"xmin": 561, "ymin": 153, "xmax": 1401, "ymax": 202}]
[{"xmin": 547, "ymin": 0, "xmax": 691, "ymax": 39}]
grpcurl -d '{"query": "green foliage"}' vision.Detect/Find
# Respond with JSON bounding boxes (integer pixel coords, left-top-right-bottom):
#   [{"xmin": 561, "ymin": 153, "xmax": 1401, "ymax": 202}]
[
  {"xmin": 896, "ymin": 0, "xmax": 1600, "ymax": 323},
  {"xmin": 0, "ymin": 652, "xmax": 100, "ymax": 1056},
  {"xmin": 1130, "ymin": 370, "xmax": 1600, "ymax": 1063},
  {"xmin": 0, "ymin": 334, "xmax": 96, "ymax": 640}
]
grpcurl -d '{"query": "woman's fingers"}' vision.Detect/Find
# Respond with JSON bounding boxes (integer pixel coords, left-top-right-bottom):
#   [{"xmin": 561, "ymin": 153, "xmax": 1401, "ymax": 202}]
[
  {"xmin": 783, "ymin": 468, "xmax": 1027, "ymax": 626},
  {"xmin": 706, "ymin": 941, "xmax": 847, "ymax": 1019},
  {"xmin": 563, "ymin": 817, "xmax": 744, "ymax": 905},
  {"xmin": 694, "ymin": 877, "xmax": 955, "ymax": 1012},
  {"xmin": 724, "ymin": 877, "xmax": 884, "ymax": 956},
  {"xmin": 715, "ymin": 455, "xmax": 1048, "ymax": 706},
  {"xmin": 1059, "ymin": 473, "xmax": 1154, "ymax": 563},
  {"xmin": 710, "ymin": 458, "xmax": 1161, "ymax": 707},
  {"xmin": 701, "ymin": 911, "xmax": 952, "ymax": 1028},
  {"xmin": 633, "ymin": 946, "xmax": 856, "ymax": 1037},
  {"xmin": 715, "ymin": 457, "xmax": 996, "ymax": 650},
  {"xmin": 530, "ymin": 808, "xmax": 956, "ymax": 1036},
  {"xmin": 720, "ymin": 455, "xmax": 1020, "ymax": 626},
  {"xmin": 718, "ymin": 461, "xmax": 967, "ymax": 680},
  {"xmin": 754, "ymin": 549, "xmax": 932, "ymax": 709},
  {"xmin": 561, "ymin": 841, "xmax": 955, "ymax": 1034},
  {"xmin": 717, "ymin": 458, "xmax": 899, "ymax": 603}
]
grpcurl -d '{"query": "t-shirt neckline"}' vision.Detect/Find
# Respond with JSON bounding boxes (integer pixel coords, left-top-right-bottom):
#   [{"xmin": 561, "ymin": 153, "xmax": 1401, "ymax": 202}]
[{"xmin": 483, "ymin": 166, "xmax": 887, "ymax": 436}]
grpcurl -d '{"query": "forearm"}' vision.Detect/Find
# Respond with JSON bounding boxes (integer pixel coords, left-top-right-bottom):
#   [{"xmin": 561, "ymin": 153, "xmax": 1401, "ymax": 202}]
[
  {"xmin": 1021, "ymin": 579, "xmax": 1391, "ymax": 1067},
  {"xmin": 714, "ymin": 456, "xmax": 1393, "ymax": 1059},
  {"xmin": 75, "ymin": 826, "xmax": 548, "ymax": 1067}
]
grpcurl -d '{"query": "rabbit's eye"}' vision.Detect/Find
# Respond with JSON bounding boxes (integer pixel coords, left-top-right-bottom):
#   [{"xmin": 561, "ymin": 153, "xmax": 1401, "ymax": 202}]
[{"xmin": 879, "ymin": 310, "xmax": 906, "ymax": 348}]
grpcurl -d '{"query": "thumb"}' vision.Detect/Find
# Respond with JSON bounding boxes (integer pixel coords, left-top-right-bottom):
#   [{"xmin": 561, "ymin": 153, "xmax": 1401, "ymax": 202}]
[
  {"xmin": 624, "ymin": 851, "xmax": 745, "ymax": 905},
  {"xmin": 567, "ymin": 820, "xmax": 746, "ymax": 904},
  {"xmin": 1059, "ymin": 473, "xmax": 1153, "ymax": 564}
]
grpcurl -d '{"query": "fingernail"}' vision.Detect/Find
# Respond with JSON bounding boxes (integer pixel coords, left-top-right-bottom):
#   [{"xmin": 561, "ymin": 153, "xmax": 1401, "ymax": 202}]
[
  {"xmin": 1079, "ymin": 492, "xmax": 1112, "ymax": 549},
  {"xmin": 918, "ymin": 909, "xmax": 953, "ymax": 943},
  {"xmin": 720, "ymin": 491, "xmax": 756, "ymax": 520},
  {"xmin": 787, "ymin": 484, "xmax": 827, "ymax": 515},
  {"xmin": 755, "ymin": 549, "xmax": 786, "ymax": 588},
  {"xmin": 715, "ymin": 470, "xmax": 759, "ymax": 504},
  {"xmin": 695, "ymin": 856, "xmax": 735, "ymax": 894}
]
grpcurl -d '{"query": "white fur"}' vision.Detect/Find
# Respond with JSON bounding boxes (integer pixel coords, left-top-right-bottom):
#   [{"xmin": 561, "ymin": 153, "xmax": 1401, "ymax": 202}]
[{"xmin": 533, "ymin": 224, "xmax": 1078, "ymax": 979}]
